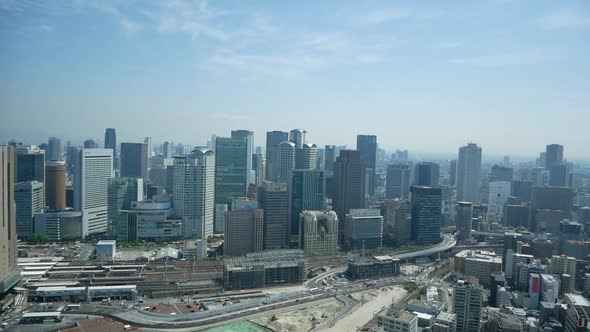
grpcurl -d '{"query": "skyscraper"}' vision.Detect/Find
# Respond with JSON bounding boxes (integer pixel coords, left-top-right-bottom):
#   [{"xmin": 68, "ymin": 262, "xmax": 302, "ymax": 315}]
[
  {"xmin": 490, "ymin": 165, "xmax": 514, "ymax": 182},
  {"xmin": 324, "ymin": 145, "xmax": 337, "ymax": 172},
  {"xmin": 0, "ymin": 145, "xmax": 19, "ymax": 294},
  {"xmin": 120, "ymin": 143, "xmax": 149, "ymax": 180},
  {"xmin": 356, "ymin": 135, "xmax": 377, "ymax": 196},
  {"xmin": 413, "ymin": 162, "xmax": 440, "ymax": 187},
  {"xmin": 545, "ymin": 144, "xmax": 564, "ymax": 170},
  {"xmin": 456, "ymin": 143, "xmax": 482, "ymax": 203},
  {"xmin": 83, "ymin": 139, "xmax": 98, "ymax": 149},
  {"xmin": 265, "ymin": 131, "xmax": 289, "ymax": 182},
  {"xmin": 278, "ymin": 141, "xmax": 296, "ymax": 183},
  {"xmin": 333, "ymin": 150, "xmax": 365, "ymax": 242},
  {"xmin": 162, "ymin": 141, "xmax": 172, "ymax": 158},
  {"xmin": 104, "ymin": 128, "xmax": 117, "ymax": 157},
  {"xmin": 288, "ymin": 169, "xmax": 325, "ymax": 237},
  {"xmin": 258, "ymin": 181, "xmax": 289, "ymax": 249},
  {"xmin": 46, "ymin": 160, "xmax": 66, "ymax": 210},
  {"xmin": 455, "ymin": 201, "xmax": 473, "ymax": 243},
  {"xmin": 450, "ymin": 160, "xmax": 457, "ymax": 187},
  {"xmin": 252, "ymin": 152, "xmax": 265, "ymax": 187},
  {"xmin": 231, "ymin": 130, "xmax": 254, "ymax": 187},
  {"xmin": 215, "ymin": 137, "xmax": 248, "ymax": 206},
  {"xmin": 386, "ymin": 163, "xmax": 411, "ymax": 200},
  {"xmin": 549, "ymin": 163, "xmax": 568, "ymax": 187},
  {"xmin": 296, "ymin": 143, "xmax": 317, "ymax": 170},
  {"xmin": 74, "ymin": 148, "xmax": 113, "ymax": 237},
  {"xmin": 453, "ymin": 280, "xmax": 483, "ymax": 332},
  {"xmin": 16, "ymin": 147, "xmax": 45, "ymax": 184},
  {"xmin": 289, "ymin": 129, "xmax": 306, "ymax": 149},
  {"xmin": 15, "ymin": 181, "xmax": 44, "ymax": 239},
  {"xmin": 47, "ymin": 136, "xmax": 62, "ymax": 161},
  {"xmin": 173, "ymin": 148, "xmax": 215, "ymax": 238},
  {"xmin": 410, "ymin": 185, "xmax": 442, "ymax": 245}
]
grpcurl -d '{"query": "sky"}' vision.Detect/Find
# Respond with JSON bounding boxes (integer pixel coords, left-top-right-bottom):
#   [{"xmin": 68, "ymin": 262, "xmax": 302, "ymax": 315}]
[{"xmin": 1, "ymin": 0, "xmax": 589, "ymax": 160}]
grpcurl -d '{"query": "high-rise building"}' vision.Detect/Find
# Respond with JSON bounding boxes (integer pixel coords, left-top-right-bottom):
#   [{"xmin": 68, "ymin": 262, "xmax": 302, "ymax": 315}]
[
  {"xmin": 455, "ymin": 201, "xmax": 473, "ymax": 243},
  {"xmin": 532, "ymin": 186, "xmax": 574, "ymax": 212},
  {"xmin": 386, "ymin": 163, "xmax": 411, "ymax": 200},
  {"xmin": 288, "ymin": 169, "xmax": 325, "ymax": 238},
  {"xmin": 299, "ymin": 210, "xmax": 338, "ymax": 256},
  {"xmin": 104, "ymin": 128, "xmax": 117, "ymax": 157},
  {"xmin": 46, "ymin": 161, "xmax": 66, "ymax": 210},
  {"xmin": 120, "ymin": 143, "xmax": 148, "ymax": 180},
  {"xmin": 511, "ymin": 180, "xmax": 532, "ymax": 203},
  {"xmin": 413, "ymin": 162, "xmax": 440, "ymax": 187},
  {"xmin": 549, "ymin": 164, "xmax": 568, "ymax": 187},
  {"xmin": 47, "ymin": 136, "xmax": 62, "ymax": 161},
  {"xmin": 488, "ymin": 181, "xmax": 511, "ymax": 215},
  {"xmin": 545, "ymin": 144, "xmax": 564, "ymax": 170},
  {"xmin": 296, "ymin": 143, "xmax": 317, "ymax": 170},
  {"xmin": 265, "ymin": 131, "xmax": 289, "ymax": 182},
  {"xmin": 410, "ymin": 185, "xmax": 442, "ymax": 245},
  {"xmin": 83, "ymin": 139, "xmax": 98, "ymax": 149},
  {"xmin": 344, "ymin": 209, "xmax": 383, "ymax": 250},
  {"xmin": 108, "ymin": 177, "xmax": 144, "ymax": 238},
  {"xmin": 74, "ymin": 148, "xmax": 113, "ymax": 237},
  {"xmin": 289, "ymin": 129, "xmax": 306, "ymax": 149},
  {"xmin": 333, "ymin": 150, "xmax": 365, "ymax": 242},
  {"xmin": 257, "ymin": 181, "xmax": 289, "ymax": 249},
  {"xmin": 223, "ymin": 201, "xmax": 263, "ymax": 256},
  {"xmin": 162, "ymin": 141, "xmax": 172, "ymax": 158},
  {"xmin": 324, "ymin": 145, "xmax": 337, "ymax": 172},
  {"xmin": 119, "ymin": 198, "xmax": 181, "ymax": 242},
  {"xmin": 231, "ymin": 130, "xmax": 254, "ymax": 186},
  {"xmin": 382, "ymin": 199, "xmax": 412, "ymax": 246},
  {"xmin": 549, "ymin": 255, "xmax": 576, "ymax": 293},
  {"xmin": 278, "ymin": 141, "xmax": 296, "ymax": 183},
  {"xmin": 252, "ymin": 153, "xmax": 265, "ymax": 187},
  {"xmin": 144, "ymin": 137, "xmax": 152, "ymax": 159},
  {"xmin": 356, "ymin": 135, "xmax": 377, "ymax": 196},
  {"xmin": 450, "ymin": 160, "xmax": 457, "ymax": 187},
  {"xmin": 173, "ymin": 148, "xmax": 215, "ymax": 238},
  {"xmin": 456, "ymin": 143, "xmax": 482, "ymax": 203},
  {"xmin": 0, "ymin": 146, "xmax": 19, "ymax": 294},
  {"xmin": 16, "ymin": 147, "xmax": 45, "ymax": 185},
  {"xmin": 215, "ymin": 137, "xmax": 248, "ymax": 205},
  {"xmin": 15, "ymin": 181, "xmax": 44, "ymax": 239},
  {"xmin": 214, "ymin": 204, "xmax": 228, "ymax": 234},
  {"xmin": 453, "ymin": 280, "xmax": 483, "ymax": 332},
  {"xmin": 490, "ymin": 165, "xmax": 514, "ymax": 182}
]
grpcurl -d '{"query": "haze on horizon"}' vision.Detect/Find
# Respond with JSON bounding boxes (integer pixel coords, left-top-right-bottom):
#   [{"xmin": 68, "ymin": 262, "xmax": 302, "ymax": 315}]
[{"xmin": 1, "ymin": 0, "xmax": 589, "ymax": 160}]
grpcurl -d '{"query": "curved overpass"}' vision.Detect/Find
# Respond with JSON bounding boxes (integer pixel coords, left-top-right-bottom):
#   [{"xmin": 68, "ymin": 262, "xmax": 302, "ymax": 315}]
[{"xmin": 389, "ymin": 233, "xmax": 456, "ymax": 260}]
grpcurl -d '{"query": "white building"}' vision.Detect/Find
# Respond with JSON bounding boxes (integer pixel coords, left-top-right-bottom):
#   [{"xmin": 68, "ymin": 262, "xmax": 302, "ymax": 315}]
[
  {"xmin": 74, "ymin": 148, "xmax": 113, "ymax": 237},
  {"xmin": 172, "ymin": 148, "xmax": 215, "ymax": 238},
  {"xmin": 488, "ymin": 181, "xmax": 511, "ymax": 215},
  {"xmin": 299, "ymin": 210, "xmax": 338, "ymax": 256},
  {"xmin": 456, "ymin": 143, "xmax": 482, "ymax": 203},
  {"xmin": 96, "ymin": 240, "xmax": 116, "ymax": 261},
  {"xmin": 376, "ymin": 309, "xmax": 418, "ymax": 332}
]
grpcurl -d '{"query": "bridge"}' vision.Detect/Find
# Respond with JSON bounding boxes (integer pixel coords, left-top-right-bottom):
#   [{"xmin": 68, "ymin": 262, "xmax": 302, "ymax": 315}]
[{"xmin": 389, "ymin": 233, "xmax": 456, "ymax": 261}]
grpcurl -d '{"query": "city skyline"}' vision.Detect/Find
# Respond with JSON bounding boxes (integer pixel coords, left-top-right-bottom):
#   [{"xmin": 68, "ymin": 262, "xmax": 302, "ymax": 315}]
[{"xmin": 1, "ymin": 0, "xmax": 589, "ymax": 158}]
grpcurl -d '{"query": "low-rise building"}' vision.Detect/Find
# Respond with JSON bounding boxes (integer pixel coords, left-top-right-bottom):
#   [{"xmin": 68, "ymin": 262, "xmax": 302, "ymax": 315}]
[
  {"xmin": 96, "ymin": 240, "xmax": 116, "ymax": 261},
  {"xmin": 376, "ymin": 309, "xmax": 418, "ymax": 332},
  {"xmin": 346, "ymin": 255, "xmax": 400, "ymax": 279},
  {"xmin": 223, "ymin": 250, "xmax": 306, "ymax": 290}
]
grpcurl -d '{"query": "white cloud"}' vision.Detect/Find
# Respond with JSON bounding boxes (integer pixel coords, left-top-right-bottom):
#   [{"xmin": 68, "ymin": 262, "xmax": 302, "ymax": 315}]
[
  {"xmin": 119, "ymin": 16, "xmax": 141, "ymax": 36},
  {"xmin": 537, "ymin": 8, "xmax": 590, "ymax": 30},
  {"xmin": 432, "ymin": 41, "xmax": 463, "ymax": 49}
]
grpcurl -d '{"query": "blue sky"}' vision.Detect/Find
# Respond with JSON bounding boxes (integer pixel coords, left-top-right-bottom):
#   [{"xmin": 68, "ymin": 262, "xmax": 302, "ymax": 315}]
[{"xmin": 1, "ymin": 0, "xmax": 589, "ymax": 160}]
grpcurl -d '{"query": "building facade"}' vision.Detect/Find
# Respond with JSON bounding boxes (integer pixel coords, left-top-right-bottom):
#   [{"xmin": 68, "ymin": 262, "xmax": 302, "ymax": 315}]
[{"xmin": 456, "ymin": 143, "xmax": 482, "ymax": 203}]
